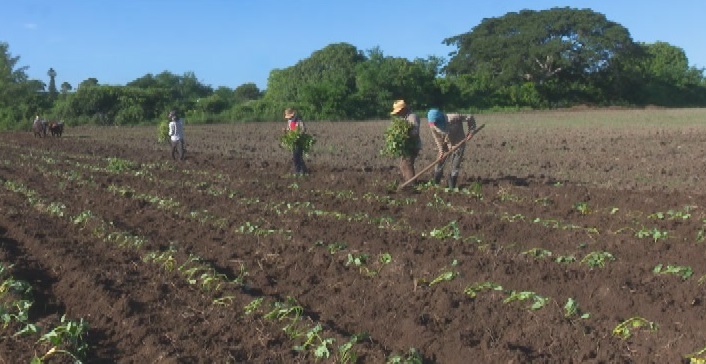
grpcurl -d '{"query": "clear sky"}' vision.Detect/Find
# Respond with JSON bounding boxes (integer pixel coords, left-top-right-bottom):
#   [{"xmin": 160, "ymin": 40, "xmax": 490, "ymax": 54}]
[{"xmin": 2, "ymin": 0, "xmax": 705, "ymax": 91}]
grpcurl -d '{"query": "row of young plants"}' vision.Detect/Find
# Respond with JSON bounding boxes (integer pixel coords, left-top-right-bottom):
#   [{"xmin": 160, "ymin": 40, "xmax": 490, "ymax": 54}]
[
  {"xmin": 6, "ymin": 144, "xmax": 704, "ymax": 360},
  {"xmin": 13, "ymin": 141, "xmax": 705, "ymax": 252},
  {"xmin": 17, "ymin": 150, "xmax": 706, "ymax": 292},
  {"xmin": 4, "ymin": 148, "xmax": 468, "ymax": 362},
  {"xmin": 0, "ymin": 259, "xmax": 89, "ymax": 363},
  {"xmin": 0, "ymin": 175, "xmax": 404, "ymax": 362},
  {"xmin": 12, "ymin": 149, "xmax": 706, "ymax": 296}
]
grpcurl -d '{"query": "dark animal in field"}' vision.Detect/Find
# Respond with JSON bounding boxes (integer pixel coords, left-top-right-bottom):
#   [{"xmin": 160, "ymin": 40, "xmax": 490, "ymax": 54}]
[
  {"xmin": 32, "ymin": 119, "xmax": 47, "ymax": 138},
  {"xmin": 49, "ymin": 121, "xmax": 64, "ymax": 137}
]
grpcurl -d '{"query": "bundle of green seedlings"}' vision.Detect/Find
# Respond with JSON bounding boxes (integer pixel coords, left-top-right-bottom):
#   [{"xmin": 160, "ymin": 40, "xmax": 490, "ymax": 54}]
[
  {"xmin": 380, "ymin": 117, "xmax": 415, "ymax": 158},
  {"xmin": 280, "ymin": 129, "xmax": 316, "ymax": 153}
]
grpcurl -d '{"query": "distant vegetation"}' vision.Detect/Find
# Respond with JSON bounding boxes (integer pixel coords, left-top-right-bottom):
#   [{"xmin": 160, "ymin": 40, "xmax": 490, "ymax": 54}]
[{"xmin": 1, "ymin": 7, "xmax": 705, "ymax": 130}]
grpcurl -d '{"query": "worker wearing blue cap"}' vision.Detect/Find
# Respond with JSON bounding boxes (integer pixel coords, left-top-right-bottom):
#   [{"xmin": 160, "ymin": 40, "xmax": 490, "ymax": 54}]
[{"xmin": 427, "ymin": 108, "xmax": 476, "ymax": 188}]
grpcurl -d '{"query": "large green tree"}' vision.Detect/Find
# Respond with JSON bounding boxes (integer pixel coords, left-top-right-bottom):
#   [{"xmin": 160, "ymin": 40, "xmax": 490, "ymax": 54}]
[
  {"xmin": 443, "ymin": 7, "xmax": 638, "ymax": 104},
  {"xmin": 265, "ymin": 42, "xmax": 366, "ymax": 119}
]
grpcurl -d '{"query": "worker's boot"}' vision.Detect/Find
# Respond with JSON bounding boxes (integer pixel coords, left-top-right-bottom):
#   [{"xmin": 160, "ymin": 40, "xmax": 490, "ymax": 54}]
[
  {"xmin": 448, "ymin": 175, "xmax": 458, "ymax": 189},
  {"xmin": 433, "ymin": 169, "xmax": 443, "ymax": 185}
]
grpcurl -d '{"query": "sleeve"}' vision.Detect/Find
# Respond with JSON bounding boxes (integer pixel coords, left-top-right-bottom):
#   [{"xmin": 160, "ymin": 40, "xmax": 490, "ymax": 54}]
[
  {"xmin": 407, "ymin": 114, "xmax": 420, "ymax": 136},
  {"xmin": 465, "ymin": 114, "xmax": 477, "ymax": 132},
  {"xmin": 169, "ymin": 122, "xmax": 175, "ymax": 136},
  {"xmin": 429, "ymin": 125, "xmax": 448, "ymax": 152}
]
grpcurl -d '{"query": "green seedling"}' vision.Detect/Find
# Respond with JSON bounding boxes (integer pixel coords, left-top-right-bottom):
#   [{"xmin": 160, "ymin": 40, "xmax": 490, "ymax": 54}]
[
  {"xmin": 213, "ymin": 295, "xmax": 235, "ymax": 306},
  {"xmin": 612, "ymin": 317, "xmax": 657, "ymax": 339},
  {"xmin": 635, "ymin": 226, "xmax": 668, "ymax": 242},
  {"xmin": 580, "ymin": 251, "xmax": 615, "ymax": 268},
  {"xmin": 574, "ymin": 202, "xmax": 591, "ymax": 215},
  {"xmin": 429, "ymin": 260, "xmax": 459, "ymax": 286},
  {"xmin": 522, "ymin": 248, "xmax": 552, "ymax": 259},
  {"xmin": 326, "ymin": 242, "xmax": 347, "ymax": 254},
  {"xmin": 504, "ymin": 291, "xmax": 549, "ymax": 310},
  {"xmin": 264, "ymin": 297, "xmax": 303, "ymax": 322},
  {"xmin": 564, "ymin": 298, "xmax": 590, "ymax": 319},
  {"xmin": 387, "ymin": 347, "xmax": 423, "ymax": 364},
  {"xmin": 34, "ymin": 315, "xmax": 89, "ymax": 363},
  {"xmin": 346, "ymin": 253, "xmax": 369, "ymax": 268},
  {"xmin": 427, "ymin": 220, "xmax": 461, "ymax": 240},
  {"xmin": 337, "ymin": 332, "xmax": 369, "ymax": 364},
  {"xmin": 555, "ymin": 255, "xmax": 577, "ymax": 264},
  {"xmin": 466, "ymin": 181, "xmax": 483, "ymax": 199},
  {"xmin": 464, "ymin": 281, "xmax": 503, "ymax": 298},
  {"xmin": 293, "ymin": 324, "xmax": 334, "ymax": 360},
  {"xmin": 244, "ymin": 298, "xmax": 264, "ymax": 315},
  {"xmin": 106, "ymin": 157, "xmax": 136, "ymax": 172},
  {"xmin": 685, "ymin": 345, "xmax": 706, "ymax": 364},
  {"xmin": 653, "ymin": 264, "xmax": 694, "ymax": 280}
]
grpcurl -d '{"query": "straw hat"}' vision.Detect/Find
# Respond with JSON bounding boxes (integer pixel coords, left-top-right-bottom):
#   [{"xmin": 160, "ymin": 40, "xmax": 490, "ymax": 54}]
[
  {"xmin": 390, "ymin": 100, "xmax": 407, "ymax": 115},
  {"xmin": 284, "ymin": 108, "xmax": 296, "ymax": 119}
]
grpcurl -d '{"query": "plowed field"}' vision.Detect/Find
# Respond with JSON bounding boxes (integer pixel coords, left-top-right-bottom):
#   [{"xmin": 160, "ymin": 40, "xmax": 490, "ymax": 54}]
[{"xmin": 1, "ymin": 108, "xmax": 706, "ymax": 363}]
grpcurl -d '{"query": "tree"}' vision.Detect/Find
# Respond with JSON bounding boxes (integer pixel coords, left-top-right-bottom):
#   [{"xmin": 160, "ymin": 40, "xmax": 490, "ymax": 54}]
[
  {"xmin": 265, "ymin": 43, "xmax": 366, "ymax": 119},
  {"xmin": 354, "ymin": 47, "xmax": 442, "ymax": 117},
  {"xmin": 79, "ymin": 78, "xmax": 99, "ymax": 89},
  {"xmin": 60, "ymin": 81, "xmax": 73, "ymax": 95},
  {"xmin": 443, "ymin": 7, "xmax": 638, "ymax": 104},
  {"xmin": 233, "ymin": 83, "xmax": 262, "ymax": 103}
]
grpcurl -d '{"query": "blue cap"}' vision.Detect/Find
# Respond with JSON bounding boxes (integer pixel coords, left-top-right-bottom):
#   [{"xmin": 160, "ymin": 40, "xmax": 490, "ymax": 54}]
[{"xmin": 427, "ymin": 108, "xmax": 446, "ymax": 126}]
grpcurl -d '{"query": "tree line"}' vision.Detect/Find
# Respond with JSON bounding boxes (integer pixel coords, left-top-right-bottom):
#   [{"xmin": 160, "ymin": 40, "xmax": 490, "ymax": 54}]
[{"xmin": 1, "ymin": 7, "xmax": 704, "ymax": 130}]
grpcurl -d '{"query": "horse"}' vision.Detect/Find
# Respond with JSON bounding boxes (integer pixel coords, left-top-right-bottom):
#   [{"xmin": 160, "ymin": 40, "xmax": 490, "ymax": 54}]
[
  {"xmin": 32, "ymin": 119, "xmax": 47, "ymax": 138},
  {"xmin": 48, "ymin": 121, "xmax": 64, "ymax": 137}
]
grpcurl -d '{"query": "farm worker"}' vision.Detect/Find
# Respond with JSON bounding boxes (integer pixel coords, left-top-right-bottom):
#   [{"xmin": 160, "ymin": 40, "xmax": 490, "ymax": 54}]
[
  {"xmin": 427, "ymin": 108, "xmax": 476, "ymax": 189},
  {"xmin": 390, "ymin": 100, "xmax": 422, "ymax": 183},
  {"xmin": 168, "ymin": 110, "xmax": 186, "ymax": 160},
  {"xmin": 284, "ymin": 108, "xmax": 307, "ymax": 175}
]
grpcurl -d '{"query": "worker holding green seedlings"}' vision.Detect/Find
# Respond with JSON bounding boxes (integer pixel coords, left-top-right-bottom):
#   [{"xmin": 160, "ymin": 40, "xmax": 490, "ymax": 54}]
[
  {"xmin": 386, "ymin": 100, "xmax": 422, "ymax": 184},
  {"xmin": 426, "ymin": 108, "xmax": 476, "ymax": 188}
]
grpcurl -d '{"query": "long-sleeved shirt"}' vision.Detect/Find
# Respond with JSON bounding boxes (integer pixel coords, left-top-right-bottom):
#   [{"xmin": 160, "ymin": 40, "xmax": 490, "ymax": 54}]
[
  {"xmin": 429, "ymin": 113, "xmax": 472, "ymax": 152},
  {"xmin": 403, "ymin": 112, "xmax": 422, "ymax": 152},
  {"xmin": 169, "ymin": 119, "xmax": 184, "ymax": 141}
]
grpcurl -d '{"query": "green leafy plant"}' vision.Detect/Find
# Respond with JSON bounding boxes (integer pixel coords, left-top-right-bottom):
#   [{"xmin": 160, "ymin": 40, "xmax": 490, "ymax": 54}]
[
  {"xmin": 574, "ymin": 202, "xmax": 591, "ymax": 215},
  {"xmin": 580, "ymin": 251, "xmax": 615, "ymax": 268},
  {"xmin": 33, "ymin": 315, "xmax": 89, "ymax": 363},
  {"xmin": 157, "ymin": 120, "xmax": 169, "ymax": 143},
  {"xmin": 464, "ymin": 281, "xmax": 503, "ymax": 298},
  {"xmin": 555, "ymin": 255, "xmax": 577, "ymax": 264},
  {"xmin": 653, "ymin": 264, "xmax": 693, "ymax": 280},
  {"xmin": 685, "ymin": 345, "xmax": 706, "ymax": 364},
  {"xmin": 293, "ymin": 324, "xmax": 335, "ymax": 360},
  {"xmin": 612, "ymin": 317, "xmax": 657, "ymax": 339},
  {"xmin": 380, "ymin": 117, "xmax": 415, "ymax": 158},
  {"xmin": 635, "ymin": 226, "xmax": 669, "ymax": 242},
  {"xmin": 244, "ymin": 298, "xmax": 264, "ymax": 315},
  {"xmin": 337, "ymin": 332, "xmax": 368, "ymax": 364},
  {"xmin": 387, "ymin": 347, "xmax": 423, "ymax": 364},
  {"xmin": 522, "ymin": 248, "xmax": 552, "ymax": 259},
  {"xmin": 427, "ymin": 220, "xmax": 461, "ymax": 240},
  {"xmin": 106, "ymin": 157, "xmax": 136, "ymax": 172},
  {"xmin": 564, "ymin": 297, "xmax": 590, "ymax": 319},
  {"xmin": 280, "ymin": 129, "xmax": 316, "ymax": 153},
  {"xmin": 504, "ymin": 291, "xmax": 549, "ymax": 310}
]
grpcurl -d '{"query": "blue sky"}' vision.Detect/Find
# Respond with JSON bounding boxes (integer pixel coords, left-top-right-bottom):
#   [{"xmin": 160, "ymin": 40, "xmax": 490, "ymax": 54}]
[{"xmin": 2, "ymin": 1, "xmax": 705, "ymax": 91}]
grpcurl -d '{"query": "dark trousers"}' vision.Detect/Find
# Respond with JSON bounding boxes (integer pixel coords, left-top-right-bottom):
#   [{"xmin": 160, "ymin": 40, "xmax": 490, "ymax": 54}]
[
  {"xmin": 293, "ymin": 147, "xmax": 306, "ymax": 174},
  {"xmin": 171, "ymin": 139, "xmax": 185, "ymax": 160}
]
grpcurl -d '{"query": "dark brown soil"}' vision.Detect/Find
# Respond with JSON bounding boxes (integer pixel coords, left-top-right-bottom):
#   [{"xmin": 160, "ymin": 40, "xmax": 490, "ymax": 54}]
[{"xmin": 1, "ymin": 112, "xmax": 706, "ymax": 363}]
